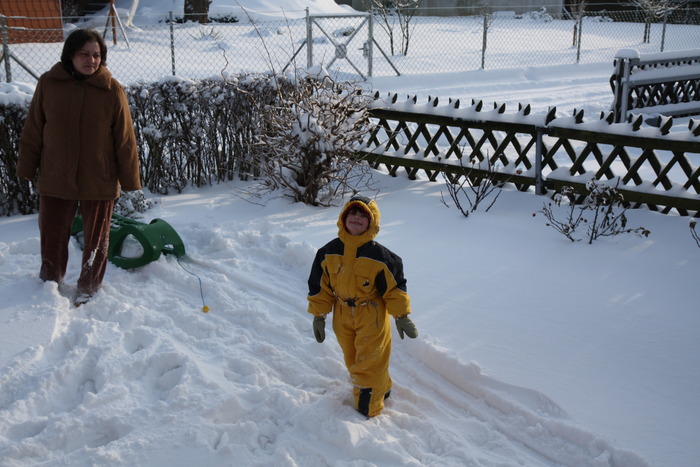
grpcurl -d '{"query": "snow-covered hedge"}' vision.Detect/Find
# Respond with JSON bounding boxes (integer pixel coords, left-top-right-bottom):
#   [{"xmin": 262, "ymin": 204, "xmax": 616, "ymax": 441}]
[
  {"xmin": 1, "ymin": 70, "xmax": 375, "ymax": 215},
  {"xmin": 251, "ymin": 67, "xmax": 375, "ymax": 206},
  {"xmin": 126, "ymin": 73, "xmax": 295, "ymax": 195},
  {"xmin": 0, "ymin": 101, "xmax": 35, "ymax": 216},
  {"xmin": 0, "ymin": 72, "xmax": 294, "ymax": 215}
]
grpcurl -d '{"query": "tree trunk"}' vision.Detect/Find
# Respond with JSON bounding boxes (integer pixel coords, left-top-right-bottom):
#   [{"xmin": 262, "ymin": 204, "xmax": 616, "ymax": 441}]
[
  {"xmin": 184, "ymin": 0, "xmax": 211, "ymax": 24},
  {"xmin": 126, "ymin": 0, "xmax": 140, "ymax": 27}
]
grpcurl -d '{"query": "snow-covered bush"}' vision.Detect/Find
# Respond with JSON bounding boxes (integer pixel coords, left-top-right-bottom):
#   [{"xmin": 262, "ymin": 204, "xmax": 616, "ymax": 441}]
[
  {"xmin": 114, "ymin": 190, "xmax": 155, "ymax": 218},
  {"xmin": 2, "ymin": 71, "xmax": 368, "ymax": 213},
  {"xmin": 518, "ymin": 7, "xmax": 553, "ymax": 23},
  {"xmin": 0, "ymin": 102, "xmax": 36, "ymax": 216},
  {"xmin": 125, "ymin": 73, "xmax": 289, "ymax": 195},
  {"xmin": 587, "ymin": 14, "xmax": 614, "ymax": 23},
  {"xmin": 537, "ymin": 179, "xmax": 650, "ymax": 244},
  {"xmin": 248, "ymin": 67, "xmax": 376, "ymax": 206}
]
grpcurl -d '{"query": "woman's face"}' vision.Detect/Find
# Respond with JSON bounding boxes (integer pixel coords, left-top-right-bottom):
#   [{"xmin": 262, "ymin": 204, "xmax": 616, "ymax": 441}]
[
  {"xmin": 72, "ymin": 41, "xmax": 101, "ymax": 76},
  {"xmin": 345, "ymin": 207, "xmax": 370, "ymax": 236}
]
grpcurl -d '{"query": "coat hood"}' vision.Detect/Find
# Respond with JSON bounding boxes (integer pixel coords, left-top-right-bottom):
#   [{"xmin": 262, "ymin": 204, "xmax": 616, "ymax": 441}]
[{"xmin": 337, "ymin": 195, "xmax": 381, "ymax": 246}]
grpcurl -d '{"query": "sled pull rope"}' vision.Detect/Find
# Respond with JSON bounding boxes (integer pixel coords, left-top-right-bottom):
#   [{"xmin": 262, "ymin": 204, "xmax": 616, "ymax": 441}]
[{"xmin": 175, "ymin": 256, "xmax": 210, "ymax": 313}]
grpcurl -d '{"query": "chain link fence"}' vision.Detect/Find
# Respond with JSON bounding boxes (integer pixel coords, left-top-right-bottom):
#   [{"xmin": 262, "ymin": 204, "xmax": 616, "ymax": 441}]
[{"xmin": 1, "ymin": 5, "xmax": 699, "ymax": 85}]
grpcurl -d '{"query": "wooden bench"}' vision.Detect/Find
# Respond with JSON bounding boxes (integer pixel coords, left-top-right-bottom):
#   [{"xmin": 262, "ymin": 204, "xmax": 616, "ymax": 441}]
[{"xmin": 610, "ymin": 48, "xmax": 700, "ymax": 123}]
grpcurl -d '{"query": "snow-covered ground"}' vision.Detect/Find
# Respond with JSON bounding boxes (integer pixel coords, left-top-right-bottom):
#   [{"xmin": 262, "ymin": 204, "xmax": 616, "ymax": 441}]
[{"xmin": 1, "ymin": 1, "xmax": 699, "ymax": 466}]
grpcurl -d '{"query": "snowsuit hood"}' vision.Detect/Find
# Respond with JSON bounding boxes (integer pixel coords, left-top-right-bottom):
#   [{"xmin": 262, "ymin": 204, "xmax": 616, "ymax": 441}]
[{"xmin": 337, "ymin": 195, "xmax": 381, "ymax": 246}]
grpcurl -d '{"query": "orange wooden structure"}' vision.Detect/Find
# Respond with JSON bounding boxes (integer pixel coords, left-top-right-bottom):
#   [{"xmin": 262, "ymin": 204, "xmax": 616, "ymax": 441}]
[{"xmin": 0, "ymin": 0, "xmax": 63, "ymax": 44}]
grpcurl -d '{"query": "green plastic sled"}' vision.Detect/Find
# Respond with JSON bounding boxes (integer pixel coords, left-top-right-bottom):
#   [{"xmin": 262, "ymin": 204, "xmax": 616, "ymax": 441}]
[{"xmin": 71, "ymin": 213, "xmax": 186, "ymax": 269}]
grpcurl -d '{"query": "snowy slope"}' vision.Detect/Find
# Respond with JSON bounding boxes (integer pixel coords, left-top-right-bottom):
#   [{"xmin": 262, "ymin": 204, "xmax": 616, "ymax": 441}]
[
  {"xmin": 2, "ymin": 177, "xmax": 669, "ymax": 466},
  {"xmin": 1, "ymin": 1, "xmax": 699, "ymax": 465}
]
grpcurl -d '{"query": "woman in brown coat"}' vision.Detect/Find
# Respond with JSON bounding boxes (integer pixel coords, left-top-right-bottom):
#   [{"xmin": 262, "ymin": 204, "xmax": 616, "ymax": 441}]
[{"xmin": 17, "ymin": 29, "xmax": 141, "ymax": 306}]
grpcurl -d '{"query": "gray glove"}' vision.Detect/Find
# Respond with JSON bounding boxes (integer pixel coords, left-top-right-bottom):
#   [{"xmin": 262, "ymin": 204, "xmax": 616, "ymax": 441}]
[
  {"xmin": 395, "ymin": 316, "xmax": 418, "ymax": 339},
  {"xmin": 313, "ymin": 316, "xmax": 326, "ymax": 343}
]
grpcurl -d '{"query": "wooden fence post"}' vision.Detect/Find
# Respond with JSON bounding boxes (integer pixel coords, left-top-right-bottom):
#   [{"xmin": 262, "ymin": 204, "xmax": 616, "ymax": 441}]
[{"xmin": 535, "ymin": 127, "xmax": 545, "ymax": 195}]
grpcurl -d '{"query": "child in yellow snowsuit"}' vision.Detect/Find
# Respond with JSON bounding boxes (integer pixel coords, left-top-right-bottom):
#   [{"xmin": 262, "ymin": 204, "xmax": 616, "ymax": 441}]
[{"xmin": 307, "ymin": 195, "xmax": 418, "ymax": 417}]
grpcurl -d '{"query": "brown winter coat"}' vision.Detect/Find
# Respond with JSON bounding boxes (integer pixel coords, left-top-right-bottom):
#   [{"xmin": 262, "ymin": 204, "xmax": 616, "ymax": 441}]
[{"xmin": 17, "ymin": 63, "xmax": 141, "ymax": 200}]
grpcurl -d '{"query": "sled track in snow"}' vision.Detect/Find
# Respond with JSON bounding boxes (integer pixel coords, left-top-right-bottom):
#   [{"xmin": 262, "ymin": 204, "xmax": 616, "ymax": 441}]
[
  {"xmin": 184, "ymin": 252, "xmax": 650, "ymax": 466},
  {"xmin": 393, "ymin": 343, "xmax": 649, "ymax": 467},
  {"xmin": 0, "ymin": 223, "xmax": 650, "ymax": 466}
]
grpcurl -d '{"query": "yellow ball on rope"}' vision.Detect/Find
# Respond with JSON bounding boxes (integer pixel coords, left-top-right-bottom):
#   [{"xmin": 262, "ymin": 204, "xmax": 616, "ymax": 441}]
[{"xmin": 202, "ymin": 305, "xmax": 210, "ymax": 313}]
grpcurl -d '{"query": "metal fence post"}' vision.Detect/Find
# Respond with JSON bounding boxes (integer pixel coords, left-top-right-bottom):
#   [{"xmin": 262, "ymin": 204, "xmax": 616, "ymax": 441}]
[
  {"xmin": 481, "ymin": 11, "xmax": 488, "ymax": 69},
  {"xmin": 1, "ymin": 16, "xmax": 12, "ymax": 82},
  {"xmin": 576, "ymin": 15, "xmax": 583, "ymax": 63},
  {"xmin": 619, "ymin": 57, "xmax": 632, "ymax": 123},
  {"xmin": 660, "ymin": 9, "xmax": 668, "ymax": 52},
  {"xmin": 367, "ymin": 12, "xmax": 373, "ymax": 78},
  {"xmin": 306, "ymin": 8, "xmax": 313, "ymax": 69},
  {"xmin": 169, "ymin": 11, "xmax": 176, "ymax": 76}
]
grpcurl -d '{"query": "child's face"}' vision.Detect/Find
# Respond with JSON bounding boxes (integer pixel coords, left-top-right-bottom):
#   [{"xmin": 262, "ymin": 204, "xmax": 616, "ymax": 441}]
[{"xmin": 345, "ymin": 207, "xmax": 370, "ymax": 236}]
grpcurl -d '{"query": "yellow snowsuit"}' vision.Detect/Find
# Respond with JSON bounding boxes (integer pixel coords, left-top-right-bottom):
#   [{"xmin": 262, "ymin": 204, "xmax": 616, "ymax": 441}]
[{"xmin": 307, "ymin": 196, "xmax": 411, "ymax": 417}]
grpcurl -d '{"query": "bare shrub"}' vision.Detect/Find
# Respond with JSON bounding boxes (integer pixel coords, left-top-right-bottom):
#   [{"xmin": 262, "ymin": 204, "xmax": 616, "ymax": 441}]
[
  {"xmin": 537, "ymin": 179, "xmax": 651, "ymax": 244},
  {"xmin": 366, "ymin": 0, "xmax": 424, "ymax": 56},
  {"xmin": 537, "ymin": 186, "xmax": 585, "ymax": 242},
  {"xmin": 690, "ymin": 219, "xmax": 700, "ymax": 248},
  {"xmin": 440, "ymin": 151, "xmax": 518, "ymax": 218}
]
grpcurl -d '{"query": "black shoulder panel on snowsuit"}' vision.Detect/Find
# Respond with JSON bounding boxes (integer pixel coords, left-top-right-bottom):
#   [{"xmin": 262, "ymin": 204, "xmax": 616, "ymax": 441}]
[
  {"xmin": 307, "ymin": 238, "xmax": 344, "ymax": 296},
  {"xmin": 357, "ymin": 241, "xmax": 408, "ymax": 293}
]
